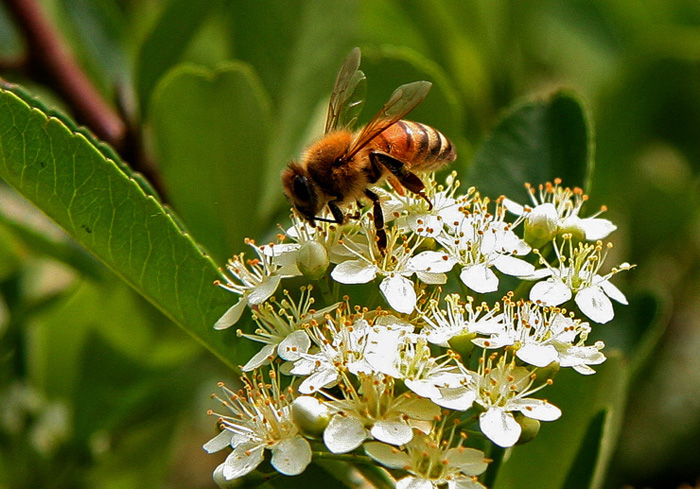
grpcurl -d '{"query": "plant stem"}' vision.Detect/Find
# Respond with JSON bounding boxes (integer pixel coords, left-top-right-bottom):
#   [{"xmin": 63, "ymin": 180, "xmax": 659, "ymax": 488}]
[
  {"xmin": 482, "ymin": 444, "xmax": 506, "ymax": 488},
  {"xmin": 4, "ymin": 0, "xmax": 126, "ymax": 149}
]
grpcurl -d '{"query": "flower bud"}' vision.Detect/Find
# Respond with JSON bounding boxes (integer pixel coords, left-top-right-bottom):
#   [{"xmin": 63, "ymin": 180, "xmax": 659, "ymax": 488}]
[
  {"xmin": 296, "ymin": 241, "xmax": 329, "ymax": 280},
  {"xmin": 292, "ymin": 395, "xmax": 331, "ymax": 437},
  {"xmin": 559, "ymin": 216, "xmax": 586, "ymax": 242},
  {"xmin": 524, "ymin": 203, "xmax": 558, "ymax": 248},
  {"xmin": 448, "ymin": 332, "xmax": 477, "ymax": 358},
  {"xmin": 514, "ymin": 414, "xmax": 541, "ymax": 445}
]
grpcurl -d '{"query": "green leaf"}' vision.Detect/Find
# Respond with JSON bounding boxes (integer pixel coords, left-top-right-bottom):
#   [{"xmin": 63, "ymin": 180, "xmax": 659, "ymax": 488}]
[
  {"xmin": 0, "ymin": 186, "xmax": 104, "ymax": 280},
  {"xmin": 0, "ymin": 84, "xmax": 242, "ymax": 369},
  {"xmin": 149, "ymin": 62, "xmax": 271, "ymax": 262},
  {"xmin": 135, "ymin": 0, "xmax": 215, "ymax": 113},
  {"xmin": 560, "ymin": 409, "xmax": 609, "ymax": 489},
  {"xmin": 493, "ymin": 353, "xmax": 628, "ymax": 489},
  {"xmin": 467, "ymin": 91, "xmax": 593, "ymax": 202}
]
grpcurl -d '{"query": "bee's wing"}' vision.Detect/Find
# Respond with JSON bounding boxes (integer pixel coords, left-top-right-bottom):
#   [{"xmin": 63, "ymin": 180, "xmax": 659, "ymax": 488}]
[
  {"xmin": 345, "ymin": 81, "xmax": 432, "ymax": 161},
  {"xmin": 325, "ymin": 47, "xmax": 367, "ymax": 134}
]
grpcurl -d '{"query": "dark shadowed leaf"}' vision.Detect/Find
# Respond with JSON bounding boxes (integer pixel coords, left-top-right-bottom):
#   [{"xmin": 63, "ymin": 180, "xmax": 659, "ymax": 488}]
[{"xmin": 468, "ymin": 91, "xmax": 593, "ymax": 202}]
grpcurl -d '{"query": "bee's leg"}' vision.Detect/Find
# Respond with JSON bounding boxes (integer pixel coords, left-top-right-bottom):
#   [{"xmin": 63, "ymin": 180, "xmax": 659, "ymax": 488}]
[
  {"xmin": 364, "ymin": 189, "xmax": 387, "ymax": 251},
  {"xmin": 328, "ymin": 200, "xmax": 345, "ymax": 224},
  {"xmin": 369, "ymin": 151, "xmax": 432, "ymax": 210}
]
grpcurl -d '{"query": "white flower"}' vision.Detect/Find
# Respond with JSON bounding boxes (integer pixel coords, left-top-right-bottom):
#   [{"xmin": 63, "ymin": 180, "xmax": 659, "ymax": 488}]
[
  {"xmin": 236, "ymin": 287, "xmax": 340, "ymax": 371},
  {"xmin": 437, "ymin": 196, "xmax": 535, "ymax": 294},
  {"xmin": 365, "ymin": 425, "xmax": 488, "ymax": 489},
  {"xmin": 503, "ymin": 179, "xmax": 617, "ymax": 245},
  {"xmin": 204, "ymin": 370, "xmax": 312, "ymax": 480},
  {"xmin": 331, "ymin": 230, "xmax": 449, "ymax": 313},
  {"xmin": 527, "ymin": 237, "xmax": 633, "ymax": 324},
  {"xmin": 378, "ymin": 171, "xmax": 470, "ymax": 238},
  {"xmin": 472, "ymin": 299, "xmax": 606, "ymax": 374},
  {"xmin": 362, "ymin": 327, "xmax": 476, "ymax": 411},
  {"xmin": 214, "ymin": 239, "xmax": 301, "ymax": 330},
  {"xmin": 469, "ymin": 354, "xmax": 561, "ymax": 447},
  {"xmin": 288, "ymin": 314, "xmax": 376, "ymax": 393},
  {"xmin": 418, "ymin": 293, "xmax": 503, "ymax": 347},
  {"xmin": 322, "ymin": 373, "xmax": 440, "ymax": 453}
]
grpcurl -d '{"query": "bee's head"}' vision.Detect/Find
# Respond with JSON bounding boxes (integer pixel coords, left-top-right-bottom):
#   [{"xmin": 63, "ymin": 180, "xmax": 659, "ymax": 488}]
[{"xmin": 281, "ymin": 162, "xmax": 321, "ymax": 225}]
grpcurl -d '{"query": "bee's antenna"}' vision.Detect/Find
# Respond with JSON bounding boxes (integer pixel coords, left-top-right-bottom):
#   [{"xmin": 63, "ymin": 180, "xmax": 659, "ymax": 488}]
[{"xmin": 313, "ymin": 216, "xmax": 337, "ymax": 223}]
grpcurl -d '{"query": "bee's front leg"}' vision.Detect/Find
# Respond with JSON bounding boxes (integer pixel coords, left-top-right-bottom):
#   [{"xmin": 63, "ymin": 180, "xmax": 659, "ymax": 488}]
[
  {"xmin": 369, "ymin": 151, "xmax": 432, "ymax": 210},
  {"xmin": 328, "ymin": 200, "xmax": 346, "ymax": 224},
  {"xmin": 364, "ymin": 189, "xmax": 387, "ymax": 251}
]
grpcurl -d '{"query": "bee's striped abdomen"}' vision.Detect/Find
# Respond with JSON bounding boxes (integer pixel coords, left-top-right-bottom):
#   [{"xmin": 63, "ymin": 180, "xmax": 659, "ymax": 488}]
[{"xmin": 373, "ymin": 120, "xmax": 456, "ymax": 172}]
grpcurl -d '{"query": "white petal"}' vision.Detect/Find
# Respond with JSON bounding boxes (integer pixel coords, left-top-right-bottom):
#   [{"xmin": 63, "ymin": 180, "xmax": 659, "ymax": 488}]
[
  {"xmin": 271, "ymin": 436, "xmax": 312, "ymax": 476},
  {"xmin": 407, "ymin": 213, "xmax": 443, "ymax": 237},
  {"xmin": 399, "ymin": 397, "xmax": 442, "ymax": 420},
  {"xmin": 331, "ymin": 259, "xmax": 377, "ymax": 284},
  {"xmin": 202, "ymin": 429, "xmax": 234, "ymax": 453},
  {"xmin": 558, "ymin": 345, "xmax": 606, "ymax": 369},
  {"xmin": 397, "ymin": 477, "xmax": 433, "ymax": 489},
  {"xmin": 324, "ymin": 415, "xmax": 367, "ymax": 453},
  {"xmin": 599, "ymin": 279, "xmax": 628, "ymax": 304},
  {"xmin": 277, "ymin": 330, "xmax": 311, "ymax": 361},
  {"xmin": 446, "ymin": 446, "xmax": 489, "ymax": 475},
  {"xmin": 530, "ymin": 279, "xmax": 572, "ymax": 306},
  {"xmin": 214, "ymin": 298, "xmax": 248, "ymax": 330},
  {"xmin": 581, "ymin": 218, "xmax": 617, "ymax": 240},
  {"xmin": 516, "ymin": 344, "xmax": 558, "ymax": 367},
  {"xmin": 511, "ymin": 398, "xmax": 562, "ymax": 421},
  {"xmin": 364, "ymin": 441, "xmax": 410, "ymax": 469},
  {"xmin": 222, "ymin": 442, "xmax": 265, "ymax": 480},
  {"xmin": 479, "ymin": 408, "xmax": 521, "ymax": 448},
  {"xmin": 371, "ymin": 420, "xmax": 414, "ymax": 446},
  {"xmin": 521, "ymin": 267, "xmax": 554, "ymax": 281},
  {"xmin": 434, "ymin": 386, "xmax": 476, "ymax": 411},
  {"xmin": 242, "ymin": 344, "xmax": 277, "ymax": 372},
  {"xmin": 380, "ymin": 275, "xmax": 416, "ymax": 314},
  {"xmin": 492, "ymin": 254, "xmax": 535, "ymax": 277},
  {"xmin": 502, "ymin": 197, "xmax": 525, "ymax": 216},
  {"xmin": 408, "ymin": 251, "xmax": 456, "ymax": 273},
  {"xmin": 298, "ymin": 367, "xmax": 339, "ymax": 394},
  {"xmin": 248, "ymin": 275, "xmax": 282, "ymax": 305},
  {"xmin": 415, "ymin": 271, "xmax": 447, "ymax": 285},
  {"xmin": 576, "ymin": 286, "xmax": 614, "ymax": 324},
  {"xmin": 460, "ymin": 264, "xmax": 499, "ymax": 293}
]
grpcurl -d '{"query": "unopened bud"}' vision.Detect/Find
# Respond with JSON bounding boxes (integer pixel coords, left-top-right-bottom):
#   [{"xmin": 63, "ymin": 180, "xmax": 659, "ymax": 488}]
[
  {"xmin": 559, "ymin": 216, "xmax": 586, "ymax": 242},
  {"xmin": 292, "ymin": 396, "xmax": 331, "ymax": 437},
  {"xmin": 524, "ymin": 203, "xmax": 558, "ymax": 248},
  {"xmin": 296, "ymin": 241, "xmax": 329, "ymax": 280},
  {"xmin": 514, "ymin": 414, "xmax": 540, "ymax": 445},
  {"xmin": 448, "ymin": 332, "xmax": 477, "ymax": 358}
]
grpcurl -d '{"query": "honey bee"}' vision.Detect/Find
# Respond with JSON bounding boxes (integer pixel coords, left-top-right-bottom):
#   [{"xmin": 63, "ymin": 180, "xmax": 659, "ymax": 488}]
[{"xmin": 281, "ymin": 48, "xmax": 456, "ymax": 249}]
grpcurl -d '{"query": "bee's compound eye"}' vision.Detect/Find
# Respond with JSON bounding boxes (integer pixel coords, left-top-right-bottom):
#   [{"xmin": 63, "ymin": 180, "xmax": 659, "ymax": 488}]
[{"xmin": 293, "ymin": 175, "xmax": 312, "ymax": 202}]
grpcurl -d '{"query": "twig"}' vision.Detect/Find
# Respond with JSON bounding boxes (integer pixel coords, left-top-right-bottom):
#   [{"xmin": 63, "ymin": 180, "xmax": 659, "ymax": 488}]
[{"xmin": 4, "ymin": 0, "xmax": 127, "ymax": 151}]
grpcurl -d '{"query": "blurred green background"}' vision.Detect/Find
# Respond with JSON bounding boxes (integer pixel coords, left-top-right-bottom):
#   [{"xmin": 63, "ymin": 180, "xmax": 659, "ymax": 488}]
[{"xmin": 0, "ymin": 0, "xmax": 698, "ymax": 487}]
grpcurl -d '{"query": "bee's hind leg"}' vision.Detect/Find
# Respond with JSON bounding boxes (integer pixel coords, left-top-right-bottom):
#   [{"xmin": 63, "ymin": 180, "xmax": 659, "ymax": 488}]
[
  {"xmin": 364, "ymin": 189, "xmax": 387, "ymax": 251},
  {"xmin": 369, "ymin": 151, "xmax": 432, "ymax": 210}
]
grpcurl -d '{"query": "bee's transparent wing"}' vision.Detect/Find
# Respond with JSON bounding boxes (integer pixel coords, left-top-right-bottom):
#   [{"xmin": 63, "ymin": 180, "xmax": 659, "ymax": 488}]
[
  {"xmin": 345, "ymin": 81, "xmax": 431, "ymax": 161},
  {"xmin": 325, "ymin": 47, "xmax": 367, "ymax": 134}
]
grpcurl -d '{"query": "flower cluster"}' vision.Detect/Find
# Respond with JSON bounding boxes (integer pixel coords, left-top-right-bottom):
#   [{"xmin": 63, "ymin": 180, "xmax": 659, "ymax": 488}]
[{"xmin": 205, "ymin": 174, "xmax": 631, "ymax": 488}]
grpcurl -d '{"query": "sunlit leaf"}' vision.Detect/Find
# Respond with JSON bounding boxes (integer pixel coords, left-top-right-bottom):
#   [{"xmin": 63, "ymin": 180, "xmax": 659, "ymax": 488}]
[{"xmin": 0, "ymin": 84, "xmax": 242, "ymax": 369}]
